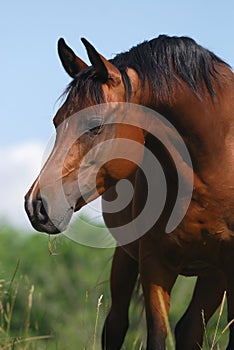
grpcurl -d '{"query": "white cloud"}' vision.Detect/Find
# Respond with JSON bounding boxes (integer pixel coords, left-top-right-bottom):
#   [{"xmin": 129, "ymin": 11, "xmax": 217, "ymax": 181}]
[
  {"xmin": 0, "ymin": 141, "xmax": 45, "ymax": 229},
  {"xmin": 0, "ymin": 141, "xmax": 103, "ymax": 230}
]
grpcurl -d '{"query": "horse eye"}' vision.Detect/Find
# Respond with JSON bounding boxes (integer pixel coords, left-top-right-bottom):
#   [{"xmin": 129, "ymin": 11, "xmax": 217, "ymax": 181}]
[{"xmin": 88, "ymin": 119, "xmax": 103, "ymax": 135}]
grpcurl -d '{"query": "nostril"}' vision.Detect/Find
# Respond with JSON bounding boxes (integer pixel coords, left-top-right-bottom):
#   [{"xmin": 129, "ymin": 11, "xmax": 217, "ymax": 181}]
[{"xmin": 33, "ymin": 197, "xmax": 49, "ymax": 224}]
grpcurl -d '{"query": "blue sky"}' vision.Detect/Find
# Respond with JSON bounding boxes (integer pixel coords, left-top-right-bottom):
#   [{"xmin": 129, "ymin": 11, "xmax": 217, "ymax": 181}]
[
  {"xmin": 0, "ymin": 0, "xmax": 234, "ymax": 227},
  {"xmin": 1, "ymin": 0, "xmax": 234, "ymax": 146}
]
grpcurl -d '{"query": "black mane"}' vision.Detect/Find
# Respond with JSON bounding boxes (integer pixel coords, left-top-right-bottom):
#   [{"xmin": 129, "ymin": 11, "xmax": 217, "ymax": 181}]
[{"xmin": 65, "ymin": 35, "xmax": 229, "ymax": 104}]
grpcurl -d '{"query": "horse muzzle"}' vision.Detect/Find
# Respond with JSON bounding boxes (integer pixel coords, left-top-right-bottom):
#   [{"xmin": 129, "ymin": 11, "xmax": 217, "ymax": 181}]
[{"xmin": 24, "ymin": 195, "xmax": 73, "ymax": 234}]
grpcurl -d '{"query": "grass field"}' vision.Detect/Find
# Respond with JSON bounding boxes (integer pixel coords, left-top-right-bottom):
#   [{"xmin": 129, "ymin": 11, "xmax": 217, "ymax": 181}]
[{"xmin": 0, "ymin": 220, "xmax": 230, "ymax": 349}]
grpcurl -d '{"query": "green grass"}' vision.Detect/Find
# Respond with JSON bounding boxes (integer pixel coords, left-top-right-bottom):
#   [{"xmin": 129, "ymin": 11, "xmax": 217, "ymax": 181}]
[
  {"xmin": 0, "ymin": 221, "xmax": 231, "ymax": 349},
  {"xmin": 0, "ymin": 268, "xmax": 52, "ymax": 349}
]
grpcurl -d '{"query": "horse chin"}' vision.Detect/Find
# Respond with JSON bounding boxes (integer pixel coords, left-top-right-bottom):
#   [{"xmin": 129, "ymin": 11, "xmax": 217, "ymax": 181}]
[
  {"xmin": 74, "ymin": 188, "xmax": 104, "ymax": 212},
  {"xmin": 53, "ymin": 207, "xmax": 74, "ymax": 233},
  {"xmin": 30, "ymin": 219, "xmax": 61, "ymax": 235}
]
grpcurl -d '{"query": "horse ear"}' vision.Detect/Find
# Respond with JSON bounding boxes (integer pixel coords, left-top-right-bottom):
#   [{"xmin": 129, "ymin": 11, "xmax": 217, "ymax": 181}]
[
  {"xmin": 81, "ymin": 38, "xmax": 121, "ymax": 85},
  {"xmin": 58, "ymin": 38, "xmax": 88, "ymax": 78}
]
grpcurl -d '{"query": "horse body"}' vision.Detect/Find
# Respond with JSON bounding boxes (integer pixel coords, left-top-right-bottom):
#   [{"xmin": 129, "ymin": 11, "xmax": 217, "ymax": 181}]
[
  {"xmin": 25, "ymin": 35, "xmax": 234, "ymax": 349},
  {"xmin": 102, "ymin": 64, "xmax": 234, "ymax": 349}
]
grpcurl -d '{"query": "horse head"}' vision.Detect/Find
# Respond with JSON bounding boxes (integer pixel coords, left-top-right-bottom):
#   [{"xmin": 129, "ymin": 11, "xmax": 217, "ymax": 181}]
[{"xmin": 24, "ymin": 38, "xmax": 145, "ymax": 234}]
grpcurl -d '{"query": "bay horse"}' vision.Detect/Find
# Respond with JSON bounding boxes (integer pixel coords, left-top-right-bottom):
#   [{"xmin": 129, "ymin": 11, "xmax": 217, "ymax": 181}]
[{"xmin": 25, "ymin": 35, "xmax": 234, "ymax": 349}]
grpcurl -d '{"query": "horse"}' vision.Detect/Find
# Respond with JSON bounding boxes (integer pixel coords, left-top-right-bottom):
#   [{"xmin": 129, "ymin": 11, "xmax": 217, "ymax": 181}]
[{"xmin": 24, "ymin": 35, "xmax": 234, "ymax": 349}]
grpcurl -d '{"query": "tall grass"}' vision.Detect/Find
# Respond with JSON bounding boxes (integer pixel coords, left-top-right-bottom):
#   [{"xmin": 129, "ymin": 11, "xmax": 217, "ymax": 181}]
[
  {"xmin": 200, "ymin": 291, "xmax": 234, "ymax": 350},
  {"xmin": 0, "ymin": 270, "xmax": 232, "ymax": 350},
  {"xmin": 0, "ymin": 226, "xmax": 232, "ymax": 349},
  {"xmin": 0, "ymin": 263, "xmax": 52, "ymax": 350},
  {"xmin": 92, "ymin": 295, "xmax": 103, "ymax": 350}
]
